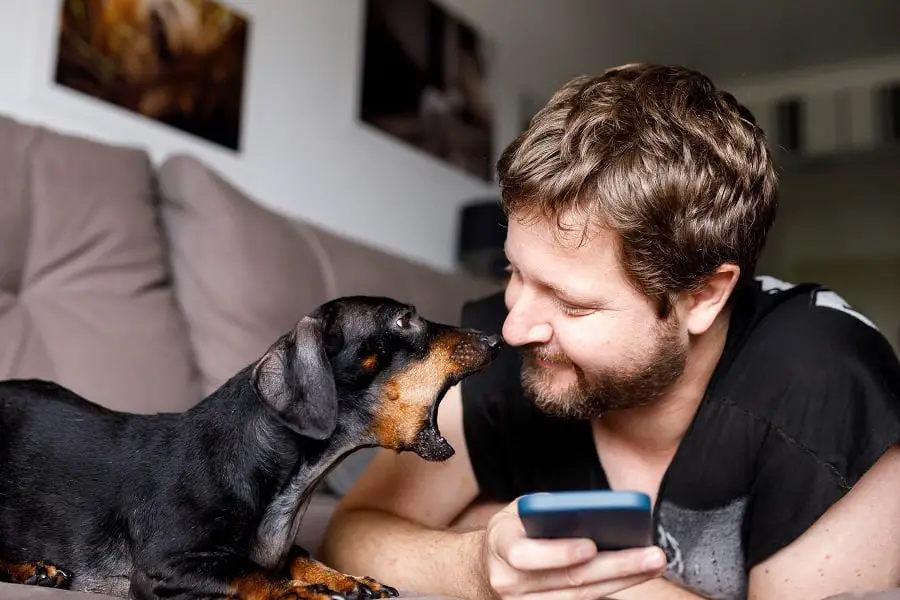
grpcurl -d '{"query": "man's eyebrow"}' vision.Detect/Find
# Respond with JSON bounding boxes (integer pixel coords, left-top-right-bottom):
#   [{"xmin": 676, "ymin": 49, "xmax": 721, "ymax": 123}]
[{"xmin": 504, "ymin": 245, "xmax": 600, "ymax": 306}]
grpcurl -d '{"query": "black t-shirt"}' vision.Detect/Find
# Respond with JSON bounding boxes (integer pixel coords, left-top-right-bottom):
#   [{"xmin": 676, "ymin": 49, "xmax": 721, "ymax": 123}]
[{"xmin": 460, "ymin": 276, "xmax": 900, "ymax": 600}]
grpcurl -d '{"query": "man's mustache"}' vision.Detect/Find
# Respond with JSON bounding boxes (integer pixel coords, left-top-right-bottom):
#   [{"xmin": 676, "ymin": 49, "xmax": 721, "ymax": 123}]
[{"xmin": 525, "ymin": 344, "xmax": 572, "ymax": 366}]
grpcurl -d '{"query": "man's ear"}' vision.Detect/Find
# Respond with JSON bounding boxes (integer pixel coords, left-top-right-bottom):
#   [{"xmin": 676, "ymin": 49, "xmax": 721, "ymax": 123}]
[
  {"xmin": 681, "ymin": 264, "xmax": 741, "ymax": 335},
  {"xmin": 251, "ymin": 316, "xmax": 338, "ymax": 440}
]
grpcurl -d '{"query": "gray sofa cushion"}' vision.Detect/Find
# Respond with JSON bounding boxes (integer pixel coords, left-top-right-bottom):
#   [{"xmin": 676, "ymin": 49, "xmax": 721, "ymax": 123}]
[
  {"xmin": 0, "ymin": 115, "xmax": 201, "ymax": 413},
  {"xmin": 157, "ymin": 154, "xmax": 332, "ymax": 396}
]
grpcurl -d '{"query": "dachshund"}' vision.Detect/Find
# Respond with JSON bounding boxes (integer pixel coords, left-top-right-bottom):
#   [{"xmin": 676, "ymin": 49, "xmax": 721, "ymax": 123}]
[{"xmin": 0, "ymin": 295, "xmax": 503, "ymax": 599}]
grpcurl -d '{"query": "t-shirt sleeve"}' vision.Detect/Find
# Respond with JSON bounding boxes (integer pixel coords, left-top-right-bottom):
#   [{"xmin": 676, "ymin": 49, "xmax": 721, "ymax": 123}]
[{"xmin": 743, "ymin": 295, "xmax": 900, "ymax": 569}]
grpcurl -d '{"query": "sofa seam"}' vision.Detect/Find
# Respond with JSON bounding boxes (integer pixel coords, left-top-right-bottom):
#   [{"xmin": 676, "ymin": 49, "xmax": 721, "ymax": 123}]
[{"xmin": 291, "ymin": 221, "xmax": 339, "ymax": 299}]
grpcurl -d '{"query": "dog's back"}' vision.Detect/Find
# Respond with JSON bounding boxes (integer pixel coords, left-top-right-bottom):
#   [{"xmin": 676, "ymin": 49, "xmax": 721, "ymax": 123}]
[{"xmin": 0, "ymin": 380, "xmax": 158, "ymax": 595}]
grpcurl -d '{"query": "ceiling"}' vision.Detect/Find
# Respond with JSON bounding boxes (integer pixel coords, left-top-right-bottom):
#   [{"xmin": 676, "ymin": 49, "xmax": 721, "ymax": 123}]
[{"xmin": 583, "ymin": 0, "xmax": 900, "ymax": 84}]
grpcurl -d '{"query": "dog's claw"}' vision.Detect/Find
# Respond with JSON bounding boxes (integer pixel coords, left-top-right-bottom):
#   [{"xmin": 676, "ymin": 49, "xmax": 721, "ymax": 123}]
[
  {"xmin": 20, "ymin": 561, "xmax": 72, "ymax": 589},
  {"xmin": 280, "ymin": 584, "xmax": 348, "ymax": 600},
  {"xmin": 355, "ymin": 577, "xmax": 398, "ymax": 599}
]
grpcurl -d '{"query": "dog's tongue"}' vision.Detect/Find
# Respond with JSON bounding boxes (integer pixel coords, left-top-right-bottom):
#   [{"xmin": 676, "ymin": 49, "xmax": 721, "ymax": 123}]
[{"xmin": 411, "ymin": 426, "xmax": 455, "ymax": 462}]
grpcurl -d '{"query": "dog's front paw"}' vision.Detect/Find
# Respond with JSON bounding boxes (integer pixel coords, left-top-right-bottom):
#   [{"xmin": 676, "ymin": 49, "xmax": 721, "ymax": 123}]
[
  {"xmin": 284, "ymin": 551, "xmax": 399, "ymax": 600},
  {"xmin": 350, "ymin": 576, "xmax": 399, "ymax": 599},
  {"xmin": 312, "ymin": 574, "xmax": 397, "ymax": 600},
  {"xmin": 16, "ymin": 560, "xmax": 72, "ymax": 588},
  {"xmin": 279, "ymin": 583, "xmax": 348, "ymax": 600}
]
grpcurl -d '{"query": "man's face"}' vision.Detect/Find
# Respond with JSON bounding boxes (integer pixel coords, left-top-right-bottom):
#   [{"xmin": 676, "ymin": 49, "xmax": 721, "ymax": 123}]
[{"xmin": 502, "ymin": 215, "xmax": 688, "ymax": 419}]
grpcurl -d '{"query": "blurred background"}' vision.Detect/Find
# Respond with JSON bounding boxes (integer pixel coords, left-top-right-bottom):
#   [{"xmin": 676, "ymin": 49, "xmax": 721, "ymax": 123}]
[
  {"xmin": 0, "ymin": 0, "xmax": 897, "ymax": 372},
  {"xmin": 0, "ymin": 0, "xmax": 897, "ymax": 544}
]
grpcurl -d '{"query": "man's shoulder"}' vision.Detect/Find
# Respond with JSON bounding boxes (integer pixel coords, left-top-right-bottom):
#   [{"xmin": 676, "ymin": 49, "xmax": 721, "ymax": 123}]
[
  {"xmin": 713, "ymin": 276, "xmax": 900, "ymax": 463},
  {"xmin": 728, "ymin": 276, "xmax": 897, "ymax": 378}
]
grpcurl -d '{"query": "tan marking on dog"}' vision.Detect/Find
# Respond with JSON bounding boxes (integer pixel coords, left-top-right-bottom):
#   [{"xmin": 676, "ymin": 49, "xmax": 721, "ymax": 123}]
[
  {"xmin": 0, "ymin": 559, "xmax": 65, "ymax": 586},
  {"xmin": 231, "ymin": 572, "xmax": 339, "ymax": 600},
  {"xmin": 361, "ymin": 355, "xmax": 378, "ymax": 371},
  {"xmin": 288, "ymin": 554, "xmax": 394, "ymax": 596},
  {"xmin": 370, "ymin": 333, "xmax": 471, "ymax": 449}
]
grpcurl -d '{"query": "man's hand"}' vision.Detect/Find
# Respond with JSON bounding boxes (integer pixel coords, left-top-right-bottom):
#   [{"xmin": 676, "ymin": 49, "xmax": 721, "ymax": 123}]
[{"xmin": 482, "ymin": 498, "xmax": 668, "ymax": 600}]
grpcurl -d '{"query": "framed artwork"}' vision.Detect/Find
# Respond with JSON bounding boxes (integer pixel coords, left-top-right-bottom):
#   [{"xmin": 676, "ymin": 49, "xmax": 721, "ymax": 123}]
[
  {"xmin": 359, "ymin": 0, "xmax": 494, "ymax": 182},
  {"xmin": 52, "ymin": 0, "xmax": 251, "ymax": 152}
]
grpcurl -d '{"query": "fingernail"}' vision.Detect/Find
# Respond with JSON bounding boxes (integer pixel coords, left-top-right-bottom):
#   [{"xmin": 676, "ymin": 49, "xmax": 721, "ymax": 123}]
[
  {"xmin": 576, "ymin": 540, "xmax": 596, "ymax": 559},
  {"xmin": 644, "ymin": 548, "xmax": 666, "ymax": 570}
]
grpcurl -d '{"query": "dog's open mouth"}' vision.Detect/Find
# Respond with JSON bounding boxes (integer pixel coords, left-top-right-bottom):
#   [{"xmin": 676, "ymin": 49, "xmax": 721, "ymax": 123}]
[
  {"xmin": 399, "ymin": 331, "xmax": 503, "ymax": 462},
  {"xmin": 411, "ymin": 374, "xmax": 462, "ymax": 462}
]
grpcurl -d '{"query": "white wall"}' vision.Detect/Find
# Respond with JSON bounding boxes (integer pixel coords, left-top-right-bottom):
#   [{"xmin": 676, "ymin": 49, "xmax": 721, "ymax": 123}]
[
  {"xmin": 723, "ymin": 57, "xmax": 900, "ymax": 350},
  {"xmin": 721, "ymin": 54, "xmax": 900, "ymax": 157},
  {"xmin": 719, "ymin": 55, "xmax": 900, "ymax": 273},
  {"xmin": 0, "ymin": 0, "xmax": 608, "ymax": 272}
]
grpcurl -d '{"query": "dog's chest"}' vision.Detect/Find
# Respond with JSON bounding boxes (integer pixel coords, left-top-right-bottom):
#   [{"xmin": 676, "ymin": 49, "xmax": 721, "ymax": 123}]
[
  {"xmin": 249, "ymin": 476, "xmax": 312, "ymax": 569},
  {"xmin": 69, "ymin": 555, "xmax": 133, "ymax": 598}
]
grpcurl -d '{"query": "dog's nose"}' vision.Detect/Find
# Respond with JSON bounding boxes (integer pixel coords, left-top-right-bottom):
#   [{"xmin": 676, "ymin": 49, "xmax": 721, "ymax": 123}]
[{"xmin": 482, "ymin": 334, "xmax": 503, "ymax": 351}]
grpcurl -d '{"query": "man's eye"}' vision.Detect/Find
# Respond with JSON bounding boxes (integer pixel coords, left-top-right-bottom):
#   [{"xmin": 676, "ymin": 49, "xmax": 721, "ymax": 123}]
[{"xmin": 555, "ymin": 299, "xmax": 594, "ymax": 317}]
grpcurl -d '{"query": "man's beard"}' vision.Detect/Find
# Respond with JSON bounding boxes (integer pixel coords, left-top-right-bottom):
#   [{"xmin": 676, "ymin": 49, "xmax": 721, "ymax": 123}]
[{"xmin": 520, "ymin": 315, "xmax": 688, "ymax": 419}]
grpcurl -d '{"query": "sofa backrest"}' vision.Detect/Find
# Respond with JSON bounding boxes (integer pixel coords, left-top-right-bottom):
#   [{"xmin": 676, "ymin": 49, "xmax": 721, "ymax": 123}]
[
  {"xmin": 157, "ymin": 154, "xmax": 499, "ymax": 398},
  {"xmin": 156, "ymin": 155, "xmax": 500, "ymax": 495},
  {"xmin": 0, "ymin": 115, "xmax": 201, "ymax": 412}
]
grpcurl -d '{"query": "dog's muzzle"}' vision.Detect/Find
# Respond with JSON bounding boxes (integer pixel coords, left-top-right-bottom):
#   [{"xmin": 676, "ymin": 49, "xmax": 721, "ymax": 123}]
[{"xmin": 412, "ymin": 331, "xmax": 504, "ymax": 461}]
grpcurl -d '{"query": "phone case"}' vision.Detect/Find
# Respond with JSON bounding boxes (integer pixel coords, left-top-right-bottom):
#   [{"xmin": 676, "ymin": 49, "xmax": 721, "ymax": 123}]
[{"xmin": 518, "ymin": 491, "xmax": 654, "ymax": 551}]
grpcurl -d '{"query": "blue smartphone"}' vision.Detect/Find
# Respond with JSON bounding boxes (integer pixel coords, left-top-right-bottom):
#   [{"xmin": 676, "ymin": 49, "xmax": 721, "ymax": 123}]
[{"xmin": 517, "ymin": 490, "xmax": 654, "ymax": 551}]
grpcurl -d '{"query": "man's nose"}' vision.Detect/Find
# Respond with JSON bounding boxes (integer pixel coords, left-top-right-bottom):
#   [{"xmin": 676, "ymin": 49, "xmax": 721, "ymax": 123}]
[{"xmin": 503, "ymin": 295, "xmax": 552, "ymax": 347}]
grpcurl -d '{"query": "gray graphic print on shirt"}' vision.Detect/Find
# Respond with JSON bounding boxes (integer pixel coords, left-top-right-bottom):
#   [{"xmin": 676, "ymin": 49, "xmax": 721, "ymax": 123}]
[{"xmin": 656, "ymin": 496, "xmax": 749, "ymax": 600}]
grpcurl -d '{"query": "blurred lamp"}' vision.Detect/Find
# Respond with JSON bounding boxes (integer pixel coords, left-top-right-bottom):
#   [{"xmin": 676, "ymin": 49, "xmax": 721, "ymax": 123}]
[{"xmin": 456, "ymin": 199, "xmax": 508, "ymax": 279}]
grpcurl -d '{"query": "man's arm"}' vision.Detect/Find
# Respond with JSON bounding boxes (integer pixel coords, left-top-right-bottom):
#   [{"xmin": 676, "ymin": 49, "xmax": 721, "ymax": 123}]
[
  {"xmin": 609, "ymin": 447, "xmax": 900, "ymax": 600},
  {"xmin": 319, "ymin": 385, "xmax": 493, "ymax": 599},
  {"xmin": 748, "ymin": 444, "xmax": 900, "ymax": 600},
  {"xmin": 607, "ymin": 578, "xmax": 708, "ymax": 599}
]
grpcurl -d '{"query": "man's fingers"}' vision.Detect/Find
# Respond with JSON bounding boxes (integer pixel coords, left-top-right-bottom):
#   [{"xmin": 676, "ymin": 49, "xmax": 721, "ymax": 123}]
[
  {"xmin": 544, "ymin": 546, "xmax": 666, "ymax": 591},
  {"xmin": 510, "ymin": 572, "xmax": 659, "ymax": 600},
  {"xmin": 493, "ymin": 546, "xmax": 667, "ymax": 596},
  {"xmin": 489, "ymin": 505, "xmax": 596, "ymax": 571},
  {"xmin": 505, "ymin": 537, "xmax": 598, "ymax": 571}
]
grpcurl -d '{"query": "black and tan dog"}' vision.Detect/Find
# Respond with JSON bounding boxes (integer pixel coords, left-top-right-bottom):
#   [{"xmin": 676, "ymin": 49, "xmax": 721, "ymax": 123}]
[{"xmin": 0, "ymin": 295, "xmax": 503, "ymax": 599}]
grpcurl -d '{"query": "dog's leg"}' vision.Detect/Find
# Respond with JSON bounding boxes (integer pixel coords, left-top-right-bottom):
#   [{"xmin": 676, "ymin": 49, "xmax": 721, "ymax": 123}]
[
  {"xmin": 131, "ymin": 553, "xmax": 350, "ymax": 600},
  {"xmin": 283, "ymin": 546, "xmax": 399, "ymax": 599},
  {"xmin": 0, "ymin": 558, "xmax": 73, "ymax": 588}
]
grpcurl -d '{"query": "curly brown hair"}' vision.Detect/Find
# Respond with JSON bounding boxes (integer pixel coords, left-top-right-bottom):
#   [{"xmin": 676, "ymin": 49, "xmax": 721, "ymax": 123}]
[{"xmin": 496, "ymin": 63, "xmax": 778, "ymax": 317}]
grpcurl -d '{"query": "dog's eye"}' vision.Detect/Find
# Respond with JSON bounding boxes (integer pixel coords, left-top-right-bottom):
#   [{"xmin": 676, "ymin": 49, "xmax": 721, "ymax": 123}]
[{"xmin": 395, "ymin": 312, "xmax": 413, "ymax": 329}]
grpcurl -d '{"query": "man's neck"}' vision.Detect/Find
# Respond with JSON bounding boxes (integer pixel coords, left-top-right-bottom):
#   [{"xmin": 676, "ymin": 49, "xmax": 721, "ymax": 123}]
[{"xmin": 593, "ymin": 307, "xmax": 733, "ymax": 456}]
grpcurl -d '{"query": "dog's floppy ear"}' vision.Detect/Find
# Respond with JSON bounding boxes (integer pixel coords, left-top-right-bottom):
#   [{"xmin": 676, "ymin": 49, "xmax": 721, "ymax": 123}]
[{"xmin": 251, "ymin": 316, "xmax": 338, "ymax": 440}]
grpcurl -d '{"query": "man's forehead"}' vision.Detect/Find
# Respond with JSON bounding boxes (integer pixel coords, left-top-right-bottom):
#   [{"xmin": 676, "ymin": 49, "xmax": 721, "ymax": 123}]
[
  {"xmin": 505, "ymin": 216, "xmax": 616, "ymax": 259},
  {"xmin": 505, "ymin": 218, "xmax": 623, "ymax": 295}
]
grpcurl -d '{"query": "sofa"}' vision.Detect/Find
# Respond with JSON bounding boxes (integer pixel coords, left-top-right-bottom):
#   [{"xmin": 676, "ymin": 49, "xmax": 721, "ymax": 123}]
[{"xmin": 0, "ymin": 113, "xmax": 497, "ymax": 599}]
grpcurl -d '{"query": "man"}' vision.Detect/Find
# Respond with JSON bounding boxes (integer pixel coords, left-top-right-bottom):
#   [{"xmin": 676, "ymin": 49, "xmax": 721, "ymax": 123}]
[{"xmin": 319, "ymin": 64, "xmax": 900, "ymax": 600}]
